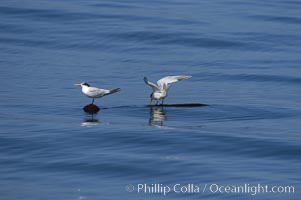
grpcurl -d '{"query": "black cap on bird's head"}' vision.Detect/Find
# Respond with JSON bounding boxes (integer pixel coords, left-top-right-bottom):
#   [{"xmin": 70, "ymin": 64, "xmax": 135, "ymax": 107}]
[
  {"xmin": 81, "ymin": 82, "xmax": 90, "ymax": 87},
  {"xmin": 74, "ymin": 82, "xmax": 90, "ymax": 87},
  {"xmin": 149, "ymin": 93, "xmax": 154, "ymax": 105},
  {"xmin": 150, "ymin": 93, "xmax": 153, "ymax": 98}
]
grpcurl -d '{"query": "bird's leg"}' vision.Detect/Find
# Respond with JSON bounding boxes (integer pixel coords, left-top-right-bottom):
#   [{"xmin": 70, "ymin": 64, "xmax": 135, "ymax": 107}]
[
  {"xmin": 91, "ymin": 98, "xmax": 94, "ymax": 105},
  {"xmin": 156, "ymin": 101, "xmax": 159, "ymax": 106},
  {"xmin": 161, "ymin": 99, "xmax": 164, "ymax": 105}
]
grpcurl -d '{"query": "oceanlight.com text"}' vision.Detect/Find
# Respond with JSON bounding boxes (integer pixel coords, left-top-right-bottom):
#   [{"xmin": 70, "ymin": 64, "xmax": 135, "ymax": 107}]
[{"xmin": 126, "ymin": 183, "xmax": 295, "ymax": 196}]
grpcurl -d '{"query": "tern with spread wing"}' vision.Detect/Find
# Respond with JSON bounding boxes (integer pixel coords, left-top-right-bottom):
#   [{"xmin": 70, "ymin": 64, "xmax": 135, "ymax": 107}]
[
  {"xmin": 75, "ymin": 82, "xmax": 121, "ymax": 104},
  {"xmin": 144, "ymin": 75, "xmax": 192, "ymax": 105}
]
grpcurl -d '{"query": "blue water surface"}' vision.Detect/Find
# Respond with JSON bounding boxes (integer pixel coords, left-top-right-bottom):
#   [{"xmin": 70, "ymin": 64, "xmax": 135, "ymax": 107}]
[{"xmin": 0, "ymin": 0, "xmax": 300, "ymax": 199}]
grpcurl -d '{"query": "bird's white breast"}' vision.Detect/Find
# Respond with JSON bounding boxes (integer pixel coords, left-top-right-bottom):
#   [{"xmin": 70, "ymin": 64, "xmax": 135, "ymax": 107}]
[{"xmin": 153, "ymin": 91, "xmax": 167, "ymax": 100}]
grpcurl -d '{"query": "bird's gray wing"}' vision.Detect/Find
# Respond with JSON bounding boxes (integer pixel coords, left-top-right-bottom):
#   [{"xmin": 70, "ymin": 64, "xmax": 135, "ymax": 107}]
[
  {"xmin": 144, "ymin": 77, "xmax": 159, "ymax": 92},
  {"xmin": 88, "ymin": 87, "xmax": 108, "ymax": 97},
  {"xmin": 157, "ymin": 75, "xmax": 192, "ymax": 90}
]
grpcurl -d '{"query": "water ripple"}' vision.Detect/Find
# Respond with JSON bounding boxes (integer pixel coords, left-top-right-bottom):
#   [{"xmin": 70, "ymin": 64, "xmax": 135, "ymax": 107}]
[
  {"xmin": 197, "ymin": 72, "xmax": 301, "ymax": 85},
  {"xmin": 251, "ymin": 15, "xmax": 301, "ymax": 25},
  {"xmin": 110, "ymin": 31, "xmax": 245, "ymax": 49}
]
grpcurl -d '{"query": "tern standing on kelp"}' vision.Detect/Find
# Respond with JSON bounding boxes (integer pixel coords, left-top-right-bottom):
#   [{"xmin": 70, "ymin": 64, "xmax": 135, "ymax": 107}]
[{"xmin": 75, "ymin": 82, "xmax": 121, "ymax": 104}]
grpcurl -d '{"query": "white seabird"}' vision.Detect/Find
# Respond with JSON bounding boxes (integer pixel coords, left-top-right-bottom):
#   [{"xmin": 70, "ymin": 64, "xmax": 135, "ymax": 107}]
[
  {"xmin": 144, "ymin": 75, "xmax": 192, "ymax": 105},
  {"xmin": 75, "ymin": 82, "xmax": 121, "ymax": 104}
]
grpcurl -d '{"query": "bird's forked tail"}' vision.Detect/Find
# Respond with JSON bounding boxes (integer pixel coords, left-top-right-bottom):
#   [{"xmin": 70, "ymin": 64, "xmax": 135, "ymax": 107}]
[{"xmin": 107, "ymin": 88, "xmax": 121, "ymax": 95}]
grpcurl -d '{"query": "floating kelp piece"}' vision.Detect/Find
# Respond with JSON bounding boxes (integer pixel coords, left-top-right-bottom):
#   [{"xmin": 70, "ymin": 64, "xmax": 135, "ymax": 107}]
[
  {"xmin": 149, "ymin": 103, "xmax": 209, "ymax": 107},
  {"xmin": 83, "ymin": 104, "xmax": 100, "ymax": 114}
]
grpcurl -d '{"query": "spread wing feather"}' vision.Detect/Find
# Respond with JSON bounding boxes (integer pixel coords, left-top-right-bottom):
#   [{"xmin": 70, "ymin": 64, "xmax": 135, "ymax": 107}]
[
  {"xmin": 157, "ymin": 75, "xmax": 192, "ymax": 90},
  {"xmin": 144, "ymin": 77, "xmax": 159, "ymax": 92}
]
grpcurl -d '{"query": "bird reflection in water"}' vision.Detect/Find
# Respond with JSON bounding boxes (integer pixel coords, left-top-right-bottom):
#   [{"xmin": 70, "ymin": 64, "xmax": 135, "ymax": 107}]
[
  {"xmin": 149, "ymin": 106, "xmax": 167, "ymax": 127},
  {"xmin": 81, "ymin": 114, "xmax": 99, "ymax": 127},
  {"xmin": 81, "ymin": 104, "xmax": 100, "ymax": 127}
]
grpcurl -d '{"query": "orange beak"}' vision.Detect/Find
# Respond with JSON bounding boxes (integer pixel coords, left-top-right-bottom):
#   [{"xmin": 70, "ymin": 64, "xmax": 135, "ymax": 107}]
[{"xmin": 74, "ymin": 84, "xmax": 81, "ymax": 86}]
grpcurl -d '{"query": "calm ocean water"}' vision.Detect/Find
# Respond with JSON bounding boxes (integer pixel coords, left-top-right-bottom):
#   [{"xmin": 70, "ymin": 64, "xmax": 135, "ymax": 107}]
[{"xmin": 0, "ymin": 0, "xmax": 300, "ymax": 199}]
